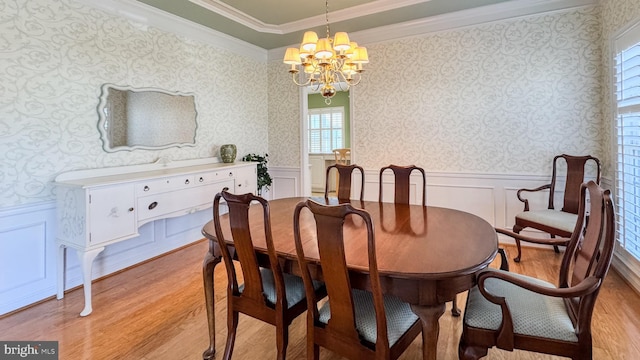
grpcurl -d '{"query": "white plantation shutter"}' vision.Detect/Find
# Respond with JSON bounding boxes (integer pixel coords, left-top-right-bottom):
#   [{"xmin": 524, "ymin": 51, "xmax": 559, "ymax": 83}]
[
  {"xmin": 308, "ymin": 107, "xmax": 345, "ymax": 153},
  {"xmin": 615, "ymin": 21, "xmax": 640, "ymax": 260}
]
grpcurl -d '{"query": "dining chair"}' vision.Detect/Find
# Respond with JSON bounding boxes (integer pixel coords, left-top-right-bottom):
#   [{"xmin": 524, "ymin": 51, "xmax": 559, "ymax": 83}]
[
  {"xmin": 459, "ymin": 181, "xmax": 615, "ymax": 360},
  {"xmin": 333, "ymin": 148, "xmax": 350, "ymax": 165},
  {"xmin": 378, "ymin": 164, "xmax": 509, "ymax": 316},
  {"xmin": 378, "ymin": 164, "xmax": 426, "ymax": 205},
  {"xmin": 332, "ymin": 148, "xmax": 351, "ymax": 193},
  {"xmin": 293, "ymin": 199, "xmax": 422, "ymax": 360},
  {"xmin": 500, "ymin": 154, "xmax": 601, "ymax": 262},
  {"xmin": 211, "ymin": 191, "xmax": 326, "ymax": 360},
  {"xmin": 325, "ymin": 163, "xmax": 364, "ymax": 202}
]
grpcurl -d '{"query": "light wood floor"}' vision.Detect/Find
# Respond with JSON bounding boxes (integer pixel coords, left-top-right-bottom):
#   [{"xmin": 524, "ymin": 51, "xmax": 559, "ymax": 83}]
[{"xmin": 1, "ymin": 242, "xmax": 639, "ymax": 360}]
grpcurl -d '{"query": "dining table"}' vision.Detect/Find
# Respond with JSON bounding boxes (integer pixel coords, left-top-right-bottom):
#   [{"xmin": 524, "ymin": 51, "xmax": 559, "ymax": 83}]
[{"xmin": 201, "ymin": 197, "xmax": 498, "ymax": 360}]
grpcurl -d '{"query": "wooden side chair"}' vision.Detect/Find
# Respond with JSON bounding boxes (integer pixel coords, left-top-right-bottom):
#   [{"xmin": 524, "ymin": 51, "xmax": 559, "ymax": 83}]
[
  {"xmin": 325, "ymin": 163, "xmax": 364, "ymax": 202},
  {"xmin": 459, "ymin": 181, "xmax": 615, "ymax": 360},
  {"xmin": 378, "ymin": 164, "xmax": 509, "ymax": 316},
  {"xmin": 333, "ymin": 148, "xmax": 350, "ymax": 165},
  {"xmin": 212, "ymin": 191, "xmax": 326, "ymax": 360},
  {"xmin": 501, "ymin": 154, "xmax": 601, "ymax": 262},
  {"xmin": 293, "ymin": 199, "xmax": 422, "ymax": 360}
]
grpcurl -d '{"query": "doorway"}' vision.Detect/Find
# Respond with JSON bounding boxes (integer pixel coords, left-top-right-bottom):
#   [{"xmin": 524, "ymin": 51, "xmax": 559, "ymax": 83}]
[{"xmin": 300, "ymin": 86, "xmax": 354, "ymax": 197}]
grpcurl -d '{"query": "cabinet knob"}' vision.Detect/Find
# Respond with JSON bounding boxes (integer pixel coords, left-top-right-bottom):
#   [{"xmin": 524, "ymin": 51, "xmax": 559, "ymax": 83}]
[
  {"xmin": 238, "ymin": 184, "xmax": 242, "ymax": 187},
  {"xmin": 184, "ymin": 179, "xmax": 190, "ymax": 184},
  {"xmin": 148, "ymin": 201, "xmax": 158, "ymax": 210},
  {"xmin": 144, "ymin": 186, "xmax": 150, "ymax": 191},
  {"xmin": 229, "ymin": 172, "xmax": 233, "ymax": 177},
  {"xmin": 199, "ymin": 177, "xmax": 204, "ymax": 182},
  {"xmin": 223, "ymin": 187, "xmax": 229, "ymax": 192},
  {"xmin": 129, "ymin": 207, "xmax": 134, "ymax": 212}
]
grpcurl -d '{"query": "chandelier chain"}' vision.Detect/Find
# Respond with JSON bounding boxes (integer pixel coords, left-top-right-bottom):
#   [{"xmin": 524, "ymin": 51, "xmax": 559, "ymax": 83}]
[{"xmin": 325, "ymin": 0, "xmax": 330, "ymax": 39}]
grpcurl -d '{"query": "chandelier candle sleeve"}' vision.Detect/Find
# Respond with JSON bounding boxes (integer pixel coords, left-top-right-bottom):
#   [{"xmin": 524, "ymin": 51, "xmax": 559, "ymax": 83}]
[{"xmin": 283, "ymin": 0, "xmax": 369, "ymax": 105}]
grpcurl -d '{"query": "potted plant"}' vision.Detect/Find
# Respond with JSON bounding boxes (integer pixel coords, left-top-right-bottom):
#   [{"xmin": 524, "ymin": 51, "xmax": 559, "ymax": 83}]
[{"xmin": 242, "ymin": 153, "xmax": 273, "ymax": 195}]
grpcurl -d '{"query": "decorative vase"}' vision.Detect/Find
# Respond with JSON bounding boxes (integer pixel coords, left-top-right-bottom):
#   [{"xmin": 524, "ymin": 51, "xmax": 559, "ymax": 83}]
[{"xmin": 219, "ymin": 144, "xmax": 237, "ymax": 163}]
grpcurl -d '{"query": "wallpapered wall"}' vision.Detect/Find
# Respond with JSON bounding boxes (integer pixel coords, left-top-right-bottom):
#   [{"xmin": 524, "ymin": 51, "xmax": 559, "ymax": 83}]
[
  {"xmin": 599, "ymin": 0, "xmax": 640, "ymax": 177},
  {"xmin": 268, "ymin": 7, "xmax": 605, "ymax": 175},
  {"xmin": 0, "ymin": 0, "xmax": 269, "ymax": 207}
]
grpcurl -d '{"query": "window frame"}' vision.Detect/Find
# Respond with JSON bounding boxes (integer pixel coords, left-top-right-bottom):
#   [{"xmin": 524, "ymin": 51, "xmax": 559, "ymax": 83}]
[
  {"xmin": 307, "ymin": 106, "xmax": 345, "ymax": 155},
  {"xmin": 613, "ymin": 19, "xmax": 640, "ymax": 263}
]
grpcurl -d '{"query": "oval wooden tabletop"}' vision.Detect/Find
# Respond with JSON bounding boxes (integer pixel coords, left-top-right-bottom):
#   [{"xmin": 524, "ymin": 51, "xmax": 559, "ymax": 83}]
[{"xmin": 202, "ymin": 197, "xmax": 498, "ymax": 280}]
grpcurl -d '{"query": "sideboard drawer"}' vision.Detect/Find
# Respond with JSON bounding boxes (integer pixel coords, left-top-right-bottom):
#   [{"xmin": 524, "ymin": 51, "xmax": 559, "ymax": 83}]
[
  {"xmin": 196, "ymin": 170, "xmax": 235, "ymax": 184},
  {"xmin": 136, "ymin": 175, "xmax": 195, "ymax": 195},
  {"xmin": 137, "ymin": 180, "xmax": 233, "ymax": 222}
]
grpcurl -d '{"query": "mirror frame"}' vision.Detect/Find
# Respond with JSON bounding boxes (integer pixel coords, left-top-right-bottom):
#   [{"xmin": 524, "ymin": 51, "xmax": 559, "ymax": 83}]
[{"xmin": 97, "ymin": 84, "xmax": 198, "ymax": 152}]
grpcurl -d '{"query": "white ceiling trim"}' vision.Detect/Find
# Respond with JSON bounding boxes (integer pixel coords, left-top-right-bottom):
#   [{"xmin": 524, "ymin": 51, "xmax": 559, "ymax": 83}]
[
  {"xmin": 189, "ymin": 0, "xmax": 434, "ymax": 35},
  {"xmin": 79, "ymin": 0, "xmax": 267, "ymax": 62},
  {"xmin": 268, "ymin": 0, "xmax": 598, "ymax": 60}
]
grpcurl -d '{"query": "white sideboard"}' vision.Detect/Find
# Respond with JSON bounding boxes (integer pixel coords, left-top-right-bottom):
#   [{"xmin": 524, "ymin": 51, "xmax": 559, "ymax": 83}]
[{"xmin": 55, "ymin": 158, "xmax": 257, "ymax": 316}]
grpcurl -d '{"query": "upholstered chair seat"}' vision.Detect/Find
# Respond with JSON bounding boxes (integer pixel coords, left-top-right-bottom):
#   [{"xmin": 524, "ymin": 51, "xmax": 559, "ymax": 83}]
[
  {"xmin": 464, "ymin": 269, "xmax": 578, "ymax": 343},
  {"xmin": 239, "ymin": 268, "xmax": 323, "ymax": 309},
  {"xmin": 318, "ymin": 288, "xmax": 419, "ymax": 347},
  {"xmin": 514, "ymin": 209, "xmax": 577, "ymax": 235}
]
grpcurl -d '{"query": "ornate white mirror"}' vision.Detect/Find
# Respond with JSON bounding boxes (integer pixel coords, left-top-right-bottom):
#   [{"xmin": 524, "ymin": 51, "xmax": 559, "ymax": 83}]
[{"xmin": 97, "ymin": 84, "xmax": 198, "ymax": 152}]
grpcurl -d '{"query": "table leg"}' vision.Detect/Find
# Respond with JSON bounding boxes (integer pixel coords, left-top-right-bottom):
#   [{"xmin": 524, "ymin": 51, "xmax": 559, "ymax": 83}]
[
  {"xmin": 202, "ymin": 251, "xmax": 222, "ymax": 360},
  {"xmin": 410, "ymin": 303, "xmax": 446, "ymax": 360}
]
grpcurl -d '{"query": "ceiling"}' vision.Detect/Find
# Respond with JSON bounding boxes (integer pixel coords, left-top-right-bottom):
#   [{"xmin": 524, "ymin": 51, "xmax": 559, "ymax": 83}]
[{"xmin": 135, "ymin": 0, "xmax": 516, "ymax": 50}]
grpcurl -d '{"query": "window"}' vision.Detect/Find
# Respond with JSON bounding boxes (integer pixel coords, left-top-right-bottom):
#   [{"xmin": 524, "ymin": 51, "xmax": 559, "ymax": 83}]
[
  {"xmin": 308, "ymin": 107, "xmax": 344, "ymax": 153},
  {"xmin": 614, "ymin": 21, "xmax": 640, "ymax": 260}
]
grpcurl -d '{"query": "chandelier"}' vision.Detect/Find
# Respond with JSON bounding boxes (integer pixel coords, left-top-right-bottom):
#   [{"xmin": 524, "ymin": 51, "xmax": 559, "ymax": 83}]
[{"xmin": 283, "ymin": 0, "xmax": 369, "ymax": 104}]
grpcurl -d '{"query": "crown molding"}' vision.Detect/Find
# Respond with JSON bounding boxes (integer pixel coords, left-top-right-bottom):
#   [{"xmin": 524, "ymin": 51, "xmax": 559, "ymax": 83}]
[
  {"xmin": 77, "ymin": 0, "xmax": 267, "ymax": 62},
  {"xmin": 268, "ymin": 0, "xmax": 597, "ymax": 61},
  {"xmin": 189, "ymin": 0, "xmax": 433, "ymax": 35}
]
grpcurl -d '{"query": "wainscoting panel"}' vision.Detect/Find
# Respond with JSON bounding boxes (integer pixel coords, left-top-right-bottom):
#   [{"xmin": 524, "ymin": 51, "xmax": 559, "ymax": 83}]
[
  {"xmin": 0, "ymin": 202, "xmax": 57, "ymax": 315},
  {"xmin": 268, "ymin": 167, "xmax": 300, "ymax": 200},
  {"xmin": 427, "ymin": 184, "xmax": 497, "ymax": 224}
]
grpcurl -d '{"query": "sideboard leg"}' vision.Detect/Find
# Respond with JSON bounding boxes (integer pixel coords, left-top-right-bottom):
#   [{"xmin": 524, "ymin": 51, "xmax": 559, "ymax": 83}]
[
  {"xmin": 202, "ymin": 252, "xmax": 222, "ymax": 360},
  {"xmin": 76, "ymin": 247, "xmax": 105, "ymax": 317},
  {"xmin": 57, "ymin": 243, "xmax": 66, "ymax": 300}
]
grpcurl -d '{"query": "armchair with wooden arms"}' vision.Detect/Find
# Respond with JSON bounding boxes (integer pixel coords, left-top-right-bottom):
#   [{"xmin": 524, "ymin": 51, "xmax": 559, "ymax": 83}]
[
  {"xmin": 325, "ymin": 163, "xmax": 364, "ymax": 202},
  {"xmin": 500, "ymin": 154, "xmax": 601, "ymax": 262},
  {"xmin": 293, "ymin": 199, "xmax": 422, "ymax": 360},
  {"xmin": 459, "ymin": 181, "xmax": 615, "ymax": 360},
  {"xmin": 210, "ymin": 191, "xmax": 326, "ymax": 360}
]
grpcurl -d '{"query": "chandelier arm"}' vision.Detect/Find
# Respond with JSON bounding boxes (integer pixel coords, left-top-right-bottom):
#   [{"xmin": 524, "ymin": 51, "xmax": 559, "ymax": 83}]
[
  {"xmin": 345, "ymin": 73, "xmax": 362, "ymax": 86},
  {"xmin": 291, "ymin": 72, "xmax": 312, "ymax": 86}
]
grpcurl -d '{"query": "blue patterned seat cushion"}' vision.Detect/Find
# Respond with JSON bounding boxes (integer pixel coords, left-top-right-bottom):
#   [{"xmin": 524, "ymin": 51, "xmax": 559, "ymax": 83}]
[
  {"xmin": 239, "ymin": 268, "xmax": 323, "ymax": 309},
  {"xmin": 317, "ymin": 288, "xmax": 419, "ymax": 347},
  {"xmin": 464, "ymin": 269, "xmax": 578, "ymax": 343},
  {"xmin": 516, "ymin": 209, "xmax": 577, "ymax": 234}
]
